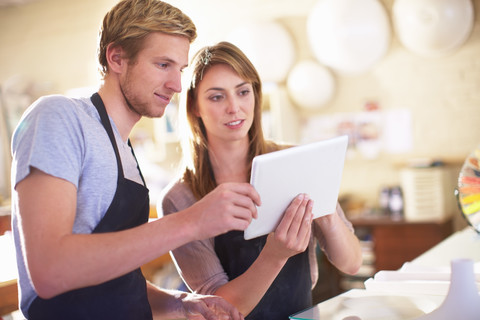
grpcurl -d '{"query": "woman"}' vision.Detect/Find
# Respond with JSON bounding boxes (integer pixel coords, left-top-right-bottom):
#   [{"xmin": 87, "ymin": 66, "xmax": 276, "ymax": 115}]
[{"xmin": 159, "ymin": 41, "xmax": 362, "ymax": 319}]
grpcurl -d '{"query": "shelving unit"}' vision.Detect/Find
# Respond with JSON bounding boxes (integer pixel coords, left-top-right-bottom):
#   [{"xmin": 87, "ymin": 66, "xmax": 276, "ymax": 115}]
[{"xmin": 338, "ymin": 215, "xmax": 454, "ymax": 292}]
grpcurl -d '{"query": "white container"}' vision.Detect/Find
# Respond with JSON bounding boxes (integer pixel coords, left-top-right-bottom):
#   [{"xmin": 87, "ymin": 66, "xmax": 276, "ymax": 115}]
[
  {"xmin": 416, "ymin": 258, "xmax": 480, "ymax": 320},
  {"xmin": 400, "ymin": 167, "xmax": 456, "ymax": 222}
]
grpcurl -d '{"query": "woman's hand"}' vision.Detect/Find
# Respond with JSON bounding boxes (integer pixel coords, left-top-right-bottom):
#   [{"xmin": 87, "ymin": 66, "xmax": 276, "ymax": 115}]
[{"xmin": 264, "ymin": 194, "xmax": 313, "ymax": 261}]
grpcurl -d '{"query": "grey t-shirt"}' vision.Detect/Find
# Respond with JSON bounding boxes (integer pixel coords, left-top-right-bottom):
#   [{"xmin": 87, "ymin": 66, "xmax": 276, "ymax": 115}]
[{"xmin": 10, "ymin": 94, "xmax": 143, "ymax": 316}]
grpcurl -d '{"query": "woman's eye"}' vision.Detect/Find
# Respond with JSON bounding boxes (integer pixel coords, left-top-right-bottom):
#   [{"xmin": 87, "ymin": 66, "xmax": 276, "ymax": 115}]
[
  {"xmin": 210, "ymin": 94, "xmax": 223, "ymax": 101},
  {"xmin": 239, "ymin": 89, "xmax": 250, "ymax": 96}
]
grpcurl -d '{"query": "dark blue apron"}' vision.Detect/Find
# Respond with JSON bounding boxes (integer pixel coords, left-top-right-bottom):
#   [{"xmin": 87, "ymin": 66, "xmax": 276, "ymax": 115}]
[
  {"xmin": 214, "ymin": 231, "xmax": 312, "ymax": 320},
  {"xmin": 28, "ymin": 93, "xmax": 152, "ymax": 320}
]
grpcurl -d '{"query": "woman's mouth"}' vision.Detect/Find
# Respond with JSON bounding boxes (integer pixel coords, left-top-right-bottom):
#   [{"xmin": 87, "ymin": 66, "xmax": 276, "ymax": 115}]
[{"xmin": 226, "ymin": 120, "xmax": 243, "ymax": 127}]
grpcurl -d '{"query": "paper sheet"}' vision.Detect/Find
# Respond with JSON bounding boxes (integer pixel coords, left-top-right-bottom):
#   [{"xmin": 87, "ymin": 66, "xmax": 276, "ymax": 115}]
[{"xmin": 364, "ymin": 261, "xmax": 480, "ymax": 296}]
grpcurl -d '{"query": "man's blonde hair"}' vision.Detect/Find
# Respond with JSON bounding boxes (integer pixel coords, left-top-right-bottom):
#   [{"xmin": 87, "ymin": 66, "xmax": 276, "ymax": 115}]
[{"xmin": 98, "ymin": 0, "xmax": 196, "ymax": 77}]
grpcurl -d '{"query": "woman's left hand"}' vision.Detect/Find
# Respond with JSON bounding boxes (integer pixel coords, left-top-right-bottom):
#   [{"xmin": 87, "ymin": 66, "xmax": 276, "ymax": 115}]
[{"xmin": 264, "ymin": 194, "xmax": 313, "ymax": 260}]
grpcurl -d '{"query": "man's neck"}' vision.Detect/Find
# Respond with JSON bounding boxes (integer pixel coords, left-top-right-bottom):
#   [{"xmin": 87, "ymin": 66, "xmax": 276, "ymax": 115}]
[{"xmin": 97, "ymin": 81, "xmax": 141, "ymax": 142}]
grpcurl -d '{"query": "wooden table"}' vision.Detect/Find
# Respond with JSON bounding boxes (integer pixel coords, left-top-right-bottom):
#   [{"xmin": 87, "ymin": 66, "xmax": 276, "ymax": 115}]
[
  {"xmin": 0, "ymin": 279, "xmax": 18, "ymax": 316},
  {"xmin": 0, "ymin": 213, "xmax": 18, "ymax": 316}
]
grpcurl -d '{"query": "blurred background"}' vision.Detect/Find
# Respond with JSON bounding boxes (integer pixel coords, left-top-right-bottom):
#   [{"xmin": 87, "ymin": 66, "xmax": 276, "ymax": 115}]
[
  {"xmin": 0, "ymin": 0, "xmax": 479, "ymax": 315},
  {"xmin": 1, "ymin": 0, "xmax": 479, "ymax": 221}
]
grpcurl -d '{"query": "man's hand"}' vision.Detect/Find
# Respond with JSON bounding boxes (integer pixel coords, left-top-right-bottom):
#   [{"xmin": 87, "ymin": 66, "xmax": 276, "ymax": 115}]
[
  {"xmin": 180, "ymin": 292, "xmax": 244, "ymax": 320},
  {"xmin": 188, "ymin": 182, "xmax": 261, "ymax": 240}
]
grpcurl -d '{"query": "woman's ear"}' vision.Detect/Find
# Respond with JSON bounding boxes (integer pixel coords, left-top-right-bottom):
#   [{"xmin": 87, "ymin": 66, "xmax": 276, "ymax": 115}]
[{"xmin": 105, "ymin": 44, "xmax": 125, "ymax": 74}]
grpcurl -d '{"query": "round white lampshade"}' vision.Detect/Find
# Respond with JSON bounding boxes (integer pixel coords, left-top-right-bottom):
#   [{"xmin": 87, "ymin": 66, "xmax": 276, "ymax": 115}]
[
  {"xmin": 287, "ymin": 60, "xmax": 335, "ymax": 110},
  {"xmin": 393, "ymin": 0, "xmax": 474, "ymax": 57},
  {"xmin": 227, "ymin": 21, "xmax": 296, "ymax": 82},
  {"xmin": 307, "ymin": 0, "xmax": 391, "ymax": 75}
]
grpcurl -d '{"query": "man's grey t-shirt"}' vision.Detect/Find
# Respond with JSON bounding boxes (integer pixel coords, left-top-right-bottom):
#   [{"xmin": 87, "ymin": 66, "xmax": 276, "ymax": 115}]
[{"xmin": 10, "ymin": 94, "xmax": 144, "ymax": 316}]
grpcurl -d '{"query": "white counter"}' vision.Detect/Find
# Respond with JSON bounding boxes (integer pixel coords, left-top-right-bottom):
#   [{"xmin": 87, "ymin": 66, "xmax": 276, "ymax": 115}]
[{"xmin": 290, "ymin": 227, "xmax": 480, "ymax": 320}]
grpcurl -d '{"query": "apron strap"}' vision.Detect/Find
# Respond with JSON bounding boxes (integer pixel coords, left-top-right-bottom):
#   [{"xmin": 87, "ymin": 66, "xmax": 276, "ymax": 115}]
[{"xmin": 91, "ymin": 92, "xmax": 124, "ymax": 178}]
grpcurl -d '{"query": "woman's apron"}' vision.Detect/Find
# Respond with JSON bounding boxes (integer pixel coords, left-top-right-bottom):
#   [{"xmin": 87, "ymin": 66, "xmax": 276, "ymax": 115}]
[
  {"xmin": 28, "ymin": 93, "xmax": 152, "ymax": 320},
  {"xmin": 214, "ymin": 231, "xmax": 312, "ymax": 320}
]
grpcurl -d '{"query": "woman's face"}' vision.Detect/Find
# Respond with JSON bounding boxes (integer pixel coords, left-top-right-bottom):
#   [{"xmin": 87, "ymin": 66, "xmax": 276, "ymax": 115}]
[{"xmin": 194, "ymin": 63, "xmax": 255, "ymax": 145}]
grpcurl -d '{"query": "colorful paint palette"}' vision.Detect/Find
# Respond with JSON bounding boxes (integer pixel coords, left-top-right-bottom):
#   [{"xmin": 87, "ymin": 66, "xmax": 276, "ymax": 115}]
[{"xmin": 457, "ymin": 145, "xmax": 480, "ymax": 233}]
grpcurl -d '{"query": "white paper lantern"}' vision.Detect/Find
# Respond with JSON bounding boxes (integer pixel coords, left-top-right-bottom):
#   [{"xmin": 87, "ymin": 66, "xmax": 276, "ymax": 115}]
[
  {"xmin": 227, "ymin": 21, "xmax": 296, "ymax": 82},
  {"xmin": 307, "ymin": 0, "xmax": 391, "ymax": 75},
  {"xmin": 287, "ymin": 60, "xmax": 335, "ymax": 110},
  {"xmin": 393, "ymin": 0, "xmax": 474, "ymax": 57}
]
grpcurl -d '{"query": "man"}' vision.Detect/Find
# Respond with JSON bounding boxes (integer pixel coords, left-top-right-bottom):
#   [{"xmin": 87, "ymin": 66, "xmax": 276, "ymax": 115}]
[{"xmin": 10, "ymin": 0, "xmax": 260, "ymax": 319}]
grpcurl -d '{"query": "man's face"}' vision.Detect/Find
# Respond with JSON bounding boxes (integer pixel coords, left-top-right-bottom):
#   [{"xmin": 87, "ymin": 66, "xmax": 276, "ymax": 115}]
[{"xmin": 119, "ymin": 32, "xmax": 190, "ymax": 119}]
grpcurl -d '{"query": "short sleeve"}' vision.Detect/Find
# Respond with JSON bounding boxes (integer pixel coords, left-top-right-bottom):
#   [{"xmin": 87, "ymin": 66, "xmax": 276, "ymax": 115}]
[{"xmin": 11, "ymin": 95, "xmax": 85, "ymax": 188}]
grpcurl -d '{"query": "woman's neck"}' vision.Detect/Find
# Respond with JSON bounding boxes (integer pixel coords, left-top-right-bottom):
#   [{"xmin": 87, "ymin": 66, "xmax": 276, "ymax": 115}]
[{"xmin": 208, "ymin": 138, "xmax": 250, "ymax": 184}]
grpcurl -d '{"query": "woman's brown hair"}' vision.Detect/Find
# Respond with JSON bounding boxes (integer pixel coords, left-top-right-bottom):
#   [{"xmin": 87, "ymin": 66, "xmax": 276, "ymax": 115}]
[
  {"xmin": 98, "ymin": 0, "xmax": 197, "ymax": 78},
  {"xmin": 180, "ymin": 41, "xmax": 279, "ymax": 199}
]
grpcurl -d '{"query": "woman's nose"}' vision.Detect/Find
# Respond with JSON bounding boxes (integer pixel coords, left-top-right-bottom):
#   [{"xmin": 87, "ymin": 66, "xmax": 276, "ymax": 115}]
[{"xmin": 226, "ymin": 97, "xmax": 239, "ymax": 114}]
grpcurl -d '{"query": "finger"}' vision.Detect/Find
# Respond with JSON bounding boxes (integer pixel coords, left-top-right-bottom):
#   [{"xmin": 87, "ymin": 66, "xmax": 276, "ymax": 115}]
[
  {"xmin": 299, "ymin": 202, "xmax": 314, "ymax": 248},
  {"xmin": 296, "ymin": 199, "xmax": 314, "ymax": 242},
  {"xmin": 228, "ymin": 193, "xmax": 258, "ymax": 221},
  {"xmin": 227, "ymin": 182, "xmax": 261, "ymax": 207},
  {"xmin": 211, "ymin": 305, "xmax": 242, "ymax": 320},
  {"xmin": 191, "ymin": 307, "xmax": 217, "ymax": 320},
  {"xmin": 232, "ymin": 183, "xmax": 260, "ymax": 220},
  {"xmin": 276, "ymin": 194, "xmax": 305, "ymax": 235},
  {"xmin": 285, "ymin": 194, "xmax": 310, "ymax": 237},
  {"xmin": 216, "ymin": 184, "xmax": 259, "ymax": 220},
  {"xmin": 228, "ymin": 213, "xmax": 252, "ymax": 231},
  {"xmin": 242, "ymin": 183, "xmax": 262, "ymax": 207},
  {"xmin": 205, "ymin": 297, "xmax": 244, "ymax": 320}
]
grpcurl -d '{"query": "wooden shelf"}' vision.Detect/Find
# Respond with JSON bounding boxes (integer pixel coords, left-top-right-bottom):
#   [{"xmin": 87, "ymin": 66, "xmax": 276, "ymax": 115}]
[
  {"xmin": 0, "ymin": 280, "xmax": 18, "ymax": 316},
  {"xmin": 350, "ymin": 215, "xmax": 454, "ymax": 272}
]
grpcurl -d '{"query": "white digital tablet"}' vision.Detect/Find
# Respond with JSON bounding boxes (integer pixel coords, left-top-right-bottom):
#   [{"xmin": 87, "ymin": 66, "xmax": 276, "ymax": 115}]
[{"xmin": 244, "ymin": 135, "xmax": 348, "ymax": 240}]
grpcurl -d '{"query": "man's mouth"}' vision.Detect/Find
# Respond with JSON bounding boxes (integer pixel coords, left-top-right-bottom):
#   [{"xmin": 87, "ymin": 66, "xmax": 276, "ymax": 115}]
[{"xmin": 155, "ymin": 93, "xmax": 171, "ymax": 104}]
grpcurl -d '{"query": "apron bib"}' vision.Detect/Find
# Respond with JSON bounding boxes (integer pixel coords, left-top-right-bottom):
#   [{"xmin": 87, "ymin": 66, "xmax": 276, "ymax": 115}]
[
  {"xmin": 28, "ymin": 93, "xmax": 152, "ymax": 320},
  {"xmin": 214, "ymin": 231, "xmax": 312, "ymax": 320}
]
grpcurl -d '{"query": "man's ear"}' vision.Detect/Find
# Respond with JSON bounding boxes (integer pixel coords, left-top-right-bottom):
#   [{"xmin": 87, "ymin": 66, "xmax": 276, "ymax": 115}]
[{"xmin": 105, "ymin": 44, "xmax": 125, "ymax": 74}]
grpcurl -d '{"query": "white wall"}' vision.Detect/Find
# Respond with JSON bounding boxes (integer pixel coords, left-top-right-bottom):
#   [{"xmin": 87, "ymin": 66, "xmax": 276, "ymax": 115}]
[{"xmin": 0, "ymin": 0, "xmax": 479, "ymax": 222}]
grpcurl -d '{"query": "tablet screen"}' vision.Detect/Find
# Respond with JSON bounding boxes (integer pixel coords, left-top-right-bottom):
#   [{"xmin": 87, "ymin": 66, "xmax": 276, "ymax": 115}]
[{"xmin": 244, "ymin": 135, "xmax": 348, "ymax": 240}]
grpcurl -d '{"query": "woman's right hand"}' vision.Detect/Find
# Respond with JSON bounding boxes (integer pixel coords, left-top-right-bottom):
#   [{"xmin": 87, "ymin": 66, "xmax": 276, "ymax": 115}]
[{"xmin": 264, "ymin": 194, "xmax": 313, "ymax": 261}]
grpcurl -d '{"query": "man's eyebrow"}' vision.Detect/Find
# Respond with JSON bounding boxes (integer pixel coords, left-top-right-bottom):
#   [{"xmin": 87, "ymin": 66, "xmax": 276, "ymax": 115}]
[{"xmin": 156, "ymin": 56, "xmax": 187, "ymax": 69}]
